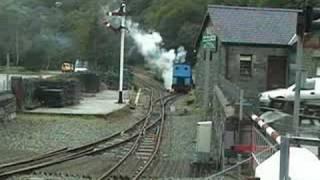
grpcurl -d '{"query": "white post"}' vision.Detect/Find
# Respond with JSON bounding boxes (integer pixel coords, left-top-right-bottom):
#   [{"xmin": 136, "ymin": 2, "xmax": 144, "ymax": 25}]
[
  {"xmin": 279, "ymin": 136, "xmax": 290, "ymax": 180},
  {"xmin": 237, "ymin": 154, "xmax": 242, "ymax": 180},
  {"xmin": 238, "ymin": 90, "xmax": 244, "ymax": 144},
  {"xmin": 118, "ymin": 2, "xmax": 126, "ymax": 104},
  {"xmin": 16, "ymin": 30, "xmax": 20, "ymax": 66},
  {"xmin": 6, "ymin": 53, "xmax": 10, "ymax": 91}
]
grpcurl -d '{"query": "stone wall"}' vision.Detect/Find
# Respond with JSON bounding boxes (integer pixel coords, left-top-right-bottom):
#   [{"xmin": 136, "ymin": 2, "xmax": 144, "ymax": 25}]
[
  {"xmin": 0, "ymin": 93, "xmax": 16, "ymax": 121},
  {"xmin": 194, "ymin": 16, "xmax": 290, "ymax": 169},
  {"xmin": 211, "ymin": 86, "xmax": 236, "ymax": 167},
  {"xmin": 224, "ymin": 44, "xmax": 289, "ymax": 98},
  {"xmin": 195, "ymin": 20, "xmax": 220, "ymax": 118},
  {"xmin": 195, "ymin": 21, "xmax": 290, "ymax": 113}
]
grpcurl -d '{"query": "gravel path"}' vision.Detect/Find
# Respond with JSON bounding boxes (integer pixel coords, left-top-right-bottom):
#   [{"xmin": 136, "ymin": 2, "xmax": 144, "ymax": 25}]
[
  {"xmin": 0, "ymin": 106, "xmax": 143, "ymax": 164},
  {"xmin": 147, "ymin": 94, "xmax": 201, "ymax": 178}
]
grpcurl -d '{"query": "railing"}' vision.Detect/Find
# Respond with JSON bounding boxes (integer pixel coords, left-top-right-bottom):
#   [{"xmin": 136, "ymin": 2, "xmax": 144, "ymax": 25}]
[
  {"xmin": 251, "ymin": 127, "xmax": 278, "ymax": 169},
  {"xmin": 198, "ymin": 144, "xmax": 277, "ymax": 180},
  {"xmin": 197, "ymin": 76, "xmax": 278, "ymax": 179}
]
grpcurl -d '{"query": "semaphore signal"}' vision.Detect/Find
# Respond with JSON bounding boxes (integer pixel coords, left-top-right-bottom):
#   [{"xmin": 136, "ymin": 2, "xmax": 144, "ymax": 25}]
[{"xmin": 103, "ymin": 0, "xmax": 127, "ymax": 104}]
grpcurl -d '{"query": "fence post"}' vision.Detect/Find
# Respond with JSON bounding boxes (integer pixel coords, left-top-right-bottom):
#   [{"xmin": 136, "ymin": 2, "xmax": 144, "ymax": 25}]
[
  {"xmin": 279, "ymin": 135, "xmax": 290, "ymax": 180},
  {"xmin": 238, "ymin": 90, "xmax": 244, "ymax": 144},
  {"xmin": 237, "ymin": 153, "xmax": 242, "ymax": 180}
]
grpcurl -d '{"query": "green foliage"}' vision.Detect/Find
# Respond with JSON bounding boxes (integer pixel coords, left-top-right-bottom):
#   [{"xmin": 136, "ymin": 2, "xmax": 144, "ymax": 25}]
[
  {"xmin": 23, "ymin": 48, "xmax": 46, "ymax": 71},
  {"xmin": 1, "ymin": 0, "xmax": 320, "ymax": 71}
]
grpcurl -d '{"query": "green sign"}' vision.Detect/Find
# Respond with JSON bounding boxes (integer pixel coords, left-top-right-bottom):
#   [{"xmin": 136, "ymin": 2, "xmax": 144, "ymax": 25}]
[{"xmin": 201, "ymin": 35, "xmax": 217, "ymax": 51}]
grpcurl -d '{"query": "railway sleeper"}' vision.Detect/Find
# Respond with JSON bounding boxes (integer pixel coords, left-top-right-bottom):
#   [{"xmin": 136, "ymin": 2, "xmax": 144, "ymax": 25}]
[
  {"xmin": 18, "ymin": 170, "xmax": 94, "ymax": 180},
  {"xmin": 106, "ymin": 175, "xmax": 130, "ymax": 180}
]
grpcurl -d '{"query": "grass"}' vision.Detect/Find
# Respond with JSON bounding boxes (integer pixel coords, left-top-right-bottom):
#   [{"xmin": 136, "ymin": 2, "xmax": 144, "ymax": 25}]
[
  {"xmin": 0, "ymin": 66, "xmax": 59, "ymax": 75},
  {"xmin": 99, "ymin": 105, "xmax": 132, "ymax": 120},
  {"xmin": 17, "ymin": 113, "xmax": 102, "ymax": 122}
]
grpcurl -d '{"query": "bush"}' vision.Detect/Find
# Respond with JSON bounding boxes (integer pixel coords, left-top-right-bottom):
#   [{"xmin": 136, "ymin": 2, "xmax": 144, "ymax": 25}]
[{"xmin": 23, "ymin": 49, "xmax": 46, "ymax": 71}]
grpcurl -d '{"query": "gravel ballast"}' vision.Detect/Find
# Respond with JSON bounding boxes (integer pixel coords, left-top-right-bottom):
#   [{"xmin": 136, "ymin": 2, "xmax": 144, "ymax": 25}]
[{"xmin": 0, "ymin": 107, "xmax": 144, "ymax": 163}]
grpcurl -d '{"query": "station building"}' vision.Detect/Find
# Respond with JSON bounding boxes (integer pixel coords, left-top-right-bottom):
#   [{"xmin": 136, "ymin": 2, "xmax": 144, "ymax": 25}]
[{"xmin": 193, "ymin": 5, "xmax": 320, "ymax": 169}]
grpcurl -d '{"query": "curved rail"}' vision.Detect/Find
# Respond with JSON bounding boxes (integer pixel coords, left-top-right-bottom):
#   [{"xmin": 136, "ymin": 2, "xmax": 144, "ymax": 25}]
[
  {"xmin": 0, "ymin": 89, "xmax": 157, "ymax": 178},
  {"xmin": 133, "ymin": 94, "xmax": 179, "ymax": 179},
  {"xmin": 0, "ymin": 74, "xmax": 176, "ymax": 179},
  {"xmin": 97, "ymin": 94, "xmax": 178, "ymax": 180}
]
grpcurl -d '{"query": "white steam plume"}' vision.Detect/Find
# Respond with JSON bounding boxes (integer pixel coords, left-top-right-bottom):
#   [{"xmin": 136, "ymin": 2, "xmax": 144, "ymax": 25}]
[
  {"xmin": 127, "ymin": 21, "xmax": 187, "ymax": 89},
  {"xmin": 101, "ymin": 3, "xmax": 187, "ymax": 89}
]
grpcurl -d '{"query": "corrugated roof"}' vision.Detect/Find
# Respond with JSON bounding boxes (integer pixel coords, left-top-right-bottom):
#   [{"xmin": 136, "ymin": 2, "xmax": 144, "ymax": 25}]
[{"xmin": 207, "ymin": 5, "xmax": 300, "ymax": 45}]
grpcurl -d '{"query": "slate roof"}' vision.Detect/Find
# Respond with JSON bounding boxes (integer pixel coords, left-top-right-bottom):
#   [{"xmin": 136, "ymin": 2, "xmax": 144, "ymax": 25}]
[{"xmin": 206, "ymin": 5, "xmax": 300, "ymax": 45}]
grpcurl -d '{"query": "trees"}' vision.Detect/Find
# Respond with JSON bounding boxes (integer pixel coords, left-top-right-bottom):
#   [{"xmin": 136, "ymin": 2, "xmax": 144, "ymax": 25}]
[{"xmin": 0, "ymin": 0, "xmax": 318, "ymax": 71}]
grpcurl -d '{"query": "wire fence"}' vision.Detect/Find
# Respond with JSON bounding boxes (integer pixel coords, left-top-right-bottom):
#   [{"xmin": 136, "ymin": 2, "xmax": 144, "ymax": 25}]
[
  {"xmin": 202, "ymin": 144, "xmax": 278, "ymax": 180},
  {"xmin": 207, "ymin": 76, "xmax": 279, "ymax": 180},
  {"xmin": 251, "ymin": 127, "xmax": 278, "ymax": 170},
  {"xmin": 209, "ymin": 75, "xmax": 320, "ymax": 180},
  {"xmin": 218, "ymin": 75, "xmax": 259, "ymax": 115}
]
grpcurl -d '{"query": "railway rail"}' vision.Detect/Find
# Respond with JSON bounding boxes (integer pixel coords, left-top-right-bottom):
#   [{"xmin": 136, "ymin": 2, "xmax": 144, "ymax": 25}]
[
  {"xmin": 0, "ymin": 90, "xmax": 177, "ymax": 178},
  {"xmin": 98, "ymin": 93, "xmax": 178, "ymax": 180},
  {"xmin": 0, "ymin": 69, "xmax": 180, "ymax": 179}
]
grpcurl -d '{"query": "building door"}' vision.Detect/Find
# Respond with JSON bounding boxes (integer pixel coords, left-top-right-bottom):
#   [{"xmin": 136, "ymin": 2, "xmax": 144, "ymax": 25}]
[{"xmin": 267, "ymin": 56, "xmax": 287, "ymax": 90}]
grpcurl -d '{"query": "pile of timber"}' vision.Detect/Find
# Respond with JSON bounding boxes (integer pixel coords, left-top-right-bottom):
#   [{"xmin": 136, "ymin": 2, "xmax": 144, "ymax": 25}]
[
  {"xmin": 38, "ymin": 79, "xmax": 81, "ymax": 107},
  {"xmin": 13, "ymin": 78, "xmax": 81, "ymax": 109},
  {"xmin": 21, "ymin": 78, "xmax": 42, "ymax": 110},
  {"xmin": 0, "ymin": 93, "xmax": 16, "ymax": 121},
  {"xmin": 11, "ymin": 72, "xmax": 101, "ymax": 109},
  {"xmin": 77, "ymin": 72, "xmax": 100, "ymax": 93}
]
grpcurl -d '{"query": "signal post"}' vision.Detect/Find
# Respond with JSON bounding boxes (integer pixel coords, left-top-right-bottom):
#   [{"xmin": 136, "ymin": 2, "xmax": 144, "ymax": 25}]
[{"xmin": 104, "ymin": 0, "xmax": 127, "ymax": 104}]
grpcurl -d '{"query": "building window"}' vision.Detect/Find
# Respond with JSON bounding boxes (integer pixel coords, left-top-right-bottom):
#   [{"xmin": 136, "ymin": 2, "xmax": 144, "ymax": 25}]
[{"xmin": 239, "ymin": 55, "xmax": 252, "ymax": 77}]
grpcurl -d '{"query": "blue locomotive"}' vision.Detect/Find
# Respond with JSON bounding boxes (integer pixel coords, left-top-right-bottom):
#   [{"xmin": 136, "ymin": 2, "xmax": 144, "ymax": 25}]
[{"xmin": 172, "ymin": 63, "xmax": 193, "ymax": 92}]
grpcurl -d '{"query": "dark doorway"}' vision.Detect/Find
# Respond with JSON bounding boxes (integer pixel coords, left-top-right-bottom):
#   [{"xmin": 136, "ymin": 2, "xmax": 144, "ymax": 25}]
[{"xmin": 267, "ymin": 56, "xmax": 287, "ymax": 90}]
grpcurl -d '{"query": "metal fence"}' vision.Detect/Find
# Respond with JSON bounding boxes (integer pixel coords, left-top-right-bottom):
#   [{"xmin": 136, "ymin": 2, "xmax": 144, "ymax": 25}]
[
  {"xmin": 203, "ymin": 76, "xmax": 279, "ymax": 180},
  {"xmin": 251, "ymin": 127, "xmax": 278, "ymax": 170},
  {"xmin": 218, "ymin": 75, "xmax": 259, "ymax": 115},
  {"xmin": 196, "ymin": 127, "xmax": 278, "ymax": 180}
]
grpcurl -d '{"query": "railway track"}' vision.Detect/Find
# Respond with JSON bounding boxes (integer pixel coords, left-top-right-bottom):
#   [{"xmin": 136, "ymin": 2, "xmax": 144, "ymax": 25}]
[
  {"xmin": 0, "ymin": 69, "xmax": 180, "ymax": 179},
  {"xmin": 97, "ymin": 93, "xmax": 178, "ymax": 180},
  {"xmin": 0, "ymin": 90, "xmax": 175, "ymax": 178}
]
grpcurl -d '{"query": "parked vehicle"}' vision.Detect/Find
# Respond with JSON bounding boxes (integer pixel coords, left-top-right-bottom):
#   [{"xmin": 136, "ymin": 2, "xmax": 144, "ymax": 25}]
[
  {"xmin": 61, "ymin": 62, "xmax": 74, "ymax": 73},
  {"xmin": 259, "ymin": 77, "xmax": 320, "ymax": 106},
  {"xmin": 74, "ymin": 60, "xmax": 88, "ymax": 72},
  {"xmin": 172, "ymin": 63, "xmax": 193, "ymax": 93}
]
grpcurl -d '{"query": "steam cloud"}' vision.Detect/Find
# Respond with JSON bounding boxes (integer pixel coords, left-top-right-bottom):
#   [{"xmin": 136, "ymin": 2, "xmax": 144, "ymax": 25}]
[
  {"xmin": 101, "ymin": 4, "xmax": 187, "ymax": 89},
  {"xmin": 127, "ymin": 21, "xmax": 187, "ymax": 89}
]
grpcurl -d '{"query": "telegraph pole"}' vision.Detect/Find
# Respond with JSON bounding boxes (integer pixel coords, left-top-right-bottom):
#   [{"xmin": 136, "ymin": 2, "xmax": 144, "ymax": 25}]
[
  {"xmin": 104, "ymin": 0, "xmax": 127, "ymax": 104},
  {"xmin": 293, "ymin": 35, "xmax": 303, "ymax": 136},
  {"xmin": 293, "ymin": 5, "xmax": 307, "ymax": 136},
  {"xmin": 293, "ymin": 5, "xmax": 316, "ymax": 135}
]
